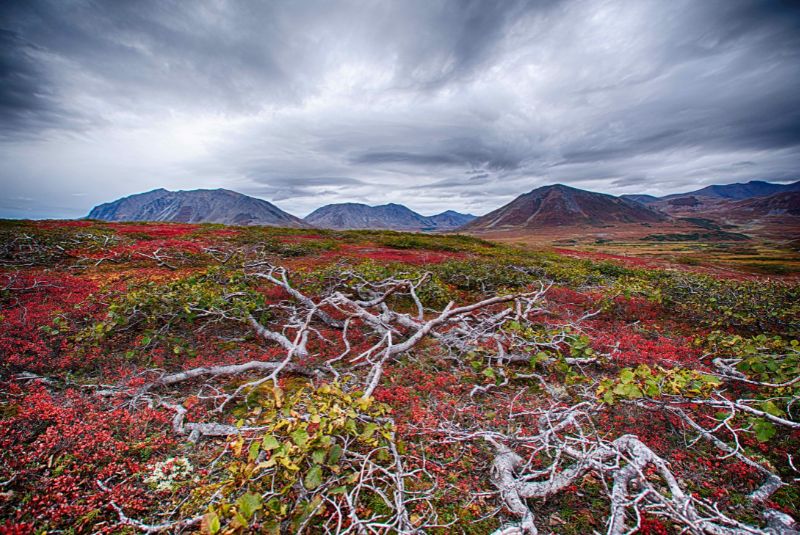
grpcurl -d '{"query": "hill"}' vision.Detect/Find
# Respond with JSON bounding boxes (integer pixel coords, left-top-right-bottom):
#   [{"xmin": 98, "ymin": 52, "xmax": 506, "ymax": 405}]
[
  {"xmin": 728, "ymin": 191, "xmax": 800, "ymax": 217},
  {"xmin": 652, "ymin": 190, "xmax": 800, "ymax": 218},
  {"xmin": 619, "ymin": 194, "xmax": 660, "ymax": 204},
  {"xmin": 462, "ymin": 184, "xmax": 667, "ymax": 231},
  {"xmin": 427, "ymin": 210, "xmax": 477, "ymax": 229},
  {"xmin": 304, "ymin": 203, "xmax": 474, "ymax": 231},
  {"xmin": 664, "ymin": 179, "xmax": 800, "ymax": 201},
  {"xmin": 87, "ymin": 188, "xmax": 309, "ymax": 228}
]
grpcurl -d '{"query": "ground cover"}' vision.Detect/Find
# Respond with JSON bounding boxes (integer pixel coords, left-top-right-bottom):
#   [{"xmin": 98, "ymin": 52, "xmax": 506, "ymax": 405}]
[{"xmin": 0, "ymin": 220, "xmax": 798, "ymax": 534}]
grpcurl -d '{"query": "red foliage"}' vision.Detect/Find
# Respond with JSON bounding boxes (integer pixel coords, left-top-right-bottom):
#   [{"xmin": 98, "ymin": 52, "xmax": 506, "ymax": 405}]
[
  {"xmin": 0, "ymin": 383, "xmax": 174, "ymax": 530},
  {"xmin": 350, "ymin": 247, "xmax": 466, "ymax": 265},
  {"xmin": 0, "ymin": 271, "xmax": 101, "ymax": 373},
  {"xmin": 34, "ymin": 220, "xmax": 96, "ymax": 230},
  {"xmin": 108, "ymin": 223, "xmax": 197, "ymax": 238},
  {"xmin": 591, "ymin": 326, "xmax": 701, "ymax": 368},
  {"xmin": 637, "ymin": 518, "xmax": 670, "ymax": 534}
]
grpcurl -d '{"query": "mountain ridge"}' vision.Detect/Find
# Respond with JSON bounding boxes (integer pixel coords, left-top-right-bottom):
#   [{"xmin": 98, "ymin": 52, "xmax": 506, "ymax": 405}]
[
  {"xmin": 87, "ymin": 188, "xmax": 310, "ymax": 228},
  {"xmin": 462, "ymin": 184, "xmax": 667, "ymax": 231},
  {"xmin": 303, "ymin": 202, "xmax": 475, "ymax": 231},
  {"xmin": 632, "ymin": 180, "xmax": 800, "ymax": 203}
]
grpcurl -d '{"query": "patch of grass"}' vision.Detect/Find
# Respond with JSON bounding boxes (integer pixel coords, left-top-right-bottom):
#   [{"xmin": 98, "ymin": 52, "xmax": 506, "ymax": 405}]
[
  {"xmin": 642, "ymin": 231, "xmax": 750, "ymax": 242},
  {"xmin": 679, "ymin": 217, "xmax": 723, "ymax": 230}
]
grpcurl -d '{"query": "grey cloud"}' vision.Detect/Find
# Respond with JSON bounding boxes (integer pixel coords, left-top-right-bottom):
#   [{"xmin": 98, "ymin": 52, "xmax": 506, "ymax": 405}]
[
  {"xmin": 0, "ymin": 0, "xmax": 799, "ymax": 218},
  {"xmin": 352, "ymin": 152, "xmax": 464, "ymax": 167}
]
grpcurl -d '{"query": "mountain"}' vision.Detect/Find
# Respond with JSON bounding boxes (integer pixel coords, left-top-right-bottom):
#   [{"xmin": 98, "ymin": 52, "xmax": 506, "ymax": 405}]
[
  {"xmin": 620, "ymin": 194, "xmax": 660, "ymax": 204},
  {"xmin": 645, "ymin": 191, "xmax": 800, "ymax": 241},
  {"xmin": 728, "ymin": 191, "xmax": 800, "ymax": 217},
  {"xmin": 428, "ymin": 210, "xmax": 477, "ymax": 229},
  {"xmin": 651, "ymin": 182, "xmax": 800, "ymax": 213},
  {"xmin": 670, "ymin": 191, "xmax": 800, "ymax": 222},
  {"xmin": 632, "ymin": 180, "xmax": 800, "ymax": 205},
  {"xmin": 303, "ymin": 203, "xmax": 474, "ymax": 231},
  {"xmin": 304, "ymin": 203, "xmax": 429, "ymax": 230},
  {"xmin": 87, "ymin": 188, "xmax": 310, "ymax": 228},
  {"xmin": 462, "ymin": 184, "xmax": 667, "ymax": 231},
  {"xmin": 672, "ymin": 180, "xmax": 800, "ymax": 200}
]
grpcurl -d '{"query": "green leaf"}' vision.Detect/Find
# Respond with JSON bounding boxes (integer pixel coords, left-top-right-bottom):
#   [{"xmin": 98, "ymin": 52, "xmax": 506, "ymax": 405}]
[
  {"xmin": 361, "ymin": 422, "xmax": 379, "ymax": 440},
  {"xmin": 613, "ymin": 382, "xmax": 643, "ymax": 399},
  {"xmin": 304, "ymin": 464, "xmax": 323, "ymax": 490},
  {"xmin": 328, "ymin": 443, "xmax": 343, "ymax": 465},
  {"xmin": 261, "ymin": 434, "xmax": 280, "ymax": 451},
  {"xmin": 237, "ymin": 492, "xmax": 262, "ymax": 520},
  {"xmin": 619, "ymin": 368, "xmax": 635, "ymax": 384},
  {"xmin": 205, "ymin": 512, "xmax": 221, "ymax": 534},
  {"xmin": 290, "ymin": 428, "xmax": 309, "ymax": 448},
  {"xmin": 312, "ymin": 449, "xmax": 326, "ymax": 464},
  {"xmin": 760, "ymin": 401, "xmax": 784, "ymax": 417},
  {"xmin": 753, "ymin": 419, "xmax": 776, "ymax": 442},
  {"xmin": 266, "ymin": 497, "xmax": 283, "ymax": 514},
  {"xmin": 482, "ymin": 367, "xmax": 496, "ymax": 380},
  {"xmin": 248, "ymin": 440, "xmax": 261, "ymax": 461}
]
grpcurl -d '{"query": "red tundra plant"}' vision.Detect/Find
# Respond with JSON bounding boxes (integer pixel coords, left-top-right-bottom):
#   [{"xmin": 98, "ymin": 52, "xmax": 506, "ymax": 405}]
[
  {"xmin": 119, "ymin": 238, "xmax": 207, "ymax": 255},
  {"xmin": 33, "ymin": 220, "xmax": 96, "ymax": 230},
  {"xmin": 606, "ymin": 295, "xmax": 663, "ymax": 323},
  {"xmin": 0, "ymin": 383, "xmax": 175, "ymax": 531},
  {"xmin": 544, "ymin": 286, "xmax": 600, "ymax": 314},
  {"xmin": 591, "ymin": 326, "xmax": 701, "ymax": 368},
  {"xmin": 108, "ymin": 223, "xmax": 198, "ymax": 238},
  {"xmin": 335, "ymin": 246, "xmax": 466, "ymax": 265},
  {"xmin": 356, "ymin": 247, "xmax": 465, "ymax": 265},
  {"xmin": 0, "ymin": 272, "xmax": 101, "ymax": 373}
]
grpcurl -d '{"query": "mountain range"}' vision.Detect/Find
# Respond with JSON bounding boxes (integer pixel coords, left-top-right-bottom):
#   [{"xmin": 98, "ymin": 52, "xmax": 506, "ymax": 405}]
[
  {"xmin": 658, "ymin": 180, "xmax": 800, "ymax": 202},
  {"xmin": 304, "ymin": 203, "xmax": 475, "ymax": 231},
  {"xmin": 87, "ymin": 189, "xmax": 475, "ymax": 231},
  {"xmin": 86, "ymin": 180, "xmax": 799, "ymax": 237}
]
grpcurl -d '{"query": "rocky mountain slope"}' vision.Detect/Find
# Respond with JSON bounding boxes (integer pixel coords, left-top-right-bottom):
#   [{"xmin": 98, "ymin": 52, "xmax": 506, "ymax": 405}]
[
  {"xmin": 656, "ymin": 191, "xmax": 800, "ymax": 221},
  {"xmin": 661, "ymin": 180, "xmax": 800, "ymax": 201},
  {"xmin": 462, "ymin": 184, "xmax": 667, "ymax": 231},
  {"xmin": 427, "ymin": 210, "xmax": 477, "ymax": 229},
  {"xmin": 619, "ymin": 194, "xmax": 660, "ymax": 204},
  {"xmin": 87, "ymin": 189, "xmax": 310, "ymax": 228},
  {"xmin": 304, "ymin": 203, "xmax": 474, "ymax": 231}
]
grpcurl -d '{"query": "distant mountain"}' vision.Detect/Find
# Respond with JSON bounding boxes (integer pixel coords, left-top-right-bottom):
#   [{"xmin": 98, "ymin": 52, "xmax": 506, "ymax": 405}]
[
  {"xmin": 428, "ymin": 210, "xmax": 477, "ymax": 229},
  {"xmin": 303, "ymin": 203, "xmax": 474, "ymax": 231},
  {"xmin": 620, "ymin": 194, "xmax": 660, "ymax": 204},
  {"xmin": 649, "ymin": 190, "xmax": 800, "ymax": 232},
  {"xmin": 462, "ymin": 184, "xmax": 667, "ymax": 231},
  {"xmin": 729, "ymin": 191, "xmax": 800, "ymax": 217},
  {"xmin": 631, "ymin": 180, "xmax": 799, "ymax": 205},
  {"xmin": 87, "ymin": 188, "xmax": 310, "ymax": 228}
]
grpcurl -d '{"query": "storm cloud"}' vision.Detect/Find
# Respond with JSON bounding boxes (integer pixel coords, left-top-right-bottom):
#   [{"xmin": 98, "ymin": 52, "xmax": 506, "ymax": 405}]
[{"xmin": 1, "ymin": 0, "xmax": 799, "ymax": 219}]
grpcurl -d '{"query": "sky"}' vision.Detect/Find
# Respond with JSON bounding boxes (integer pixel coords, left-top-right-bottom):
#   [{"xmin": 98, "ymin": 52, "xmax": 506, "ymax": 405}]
[{"xmin": 1, "ymin": 0, "xmax": 799, "ymax": 219}]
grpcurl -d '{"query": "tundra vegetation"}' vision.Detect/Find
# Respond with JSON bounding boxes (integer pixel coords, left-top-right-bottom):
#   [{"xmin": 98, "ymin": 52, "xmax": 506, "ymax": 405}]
[{"xmin": 0, "ymin": 219, "xmax": 798, "ymax": 534}]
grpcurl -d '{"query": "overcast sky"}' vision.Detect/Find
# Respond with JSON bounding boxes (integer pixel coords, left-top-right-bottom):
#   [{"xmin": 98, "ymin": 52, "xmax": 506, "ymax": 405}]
[{"xmin": 1, "ymin": 0, "xmax": 799, "ymax": 219}]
